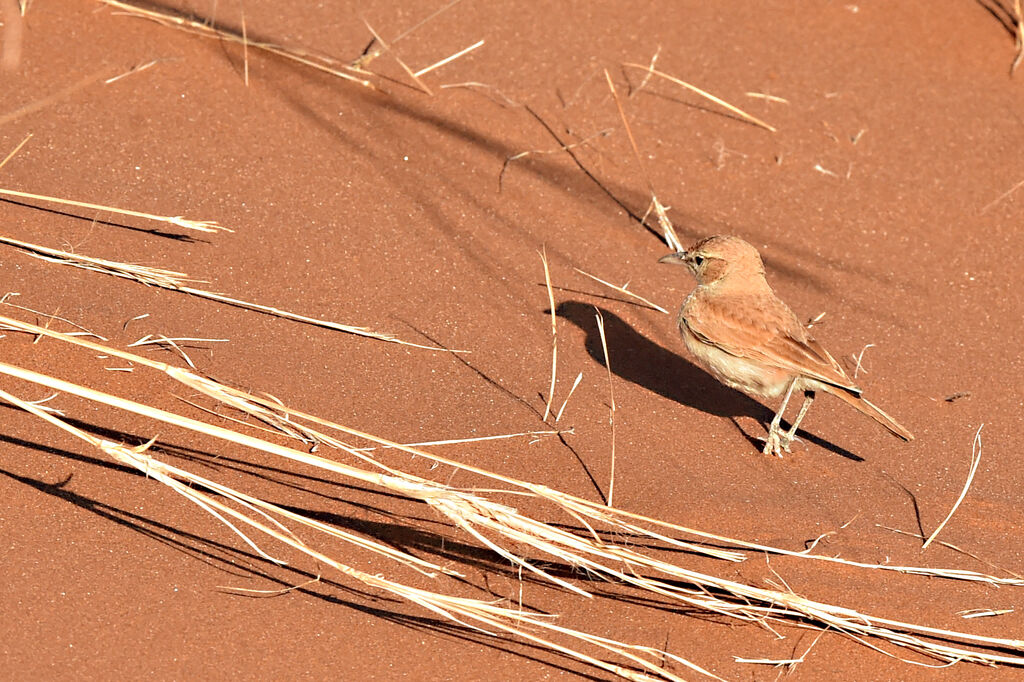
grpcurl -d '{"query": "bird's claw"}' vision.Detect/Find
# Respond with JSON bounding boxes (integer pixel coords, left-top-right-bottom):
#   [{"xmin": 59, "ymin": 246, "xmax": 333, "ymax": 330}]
[{"xmin": 761, "ymin": 429, "xmax": 794, "ymax": 457}]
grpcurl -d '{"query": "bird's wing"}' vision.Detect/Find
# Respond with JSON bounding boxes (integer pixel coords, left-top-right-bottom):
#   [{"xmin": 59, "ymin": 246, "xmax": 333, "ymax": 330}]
[{"xmin": 683, "ymin": 292, "xmax": 861, "ymax": 394}]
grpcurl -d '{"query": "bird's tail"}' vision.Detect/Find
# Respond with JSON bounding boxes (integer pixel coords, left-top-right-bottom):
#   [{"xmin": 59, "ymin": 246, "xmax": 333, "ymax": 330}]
[{"xmin": 823, "ymin": 386, "xmax": 914, "ymax": 441}]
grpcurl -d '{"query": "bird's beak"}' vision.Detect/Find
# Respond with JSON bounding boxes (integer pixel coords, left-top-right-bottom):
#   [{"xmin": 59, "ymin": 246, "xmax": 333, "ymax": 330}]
[{"xmin": 658, "ymin": 251, "xmax": 687, "ymax": 265}]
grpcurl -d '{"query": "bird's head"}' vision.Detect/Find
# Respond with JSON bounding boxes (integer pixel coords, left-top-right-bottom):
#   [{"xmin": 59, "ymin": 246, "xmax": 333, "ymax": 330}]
[{"xmin": 658, "ymin": 235, "xmax": 765, "ymax": 285}]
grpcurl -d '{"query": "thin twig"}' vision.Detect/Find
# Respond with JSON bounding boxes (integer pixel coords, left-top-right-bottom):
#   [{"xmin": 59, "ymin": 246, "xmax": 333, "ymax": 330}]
[
  {"xmin": 622, "ymin": 63, "xmax": 776, "ymax": 132},
  {"xmin": 923, "ymin": 425, "xmax": 984, "ymax": 550}
]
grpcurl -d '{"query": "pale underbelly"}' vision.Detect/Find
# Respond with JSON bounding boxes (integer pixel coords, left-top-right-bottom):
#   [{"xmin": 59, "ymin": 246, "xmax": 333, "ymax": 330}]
[{"xmin": 680, "ymin": 324, "xmax": 794, "ymax": 400}]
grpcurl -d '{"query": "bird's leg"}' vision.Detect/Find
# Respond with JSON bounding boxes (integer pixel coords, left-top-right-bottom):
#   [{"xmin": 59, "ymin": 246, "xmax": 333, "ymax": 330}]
[
  {"xmin": 782, "ymin": 390, "xmax": 816, "ymax": 449},
  {"xmin": 763, "ymin": 380, "xmax": 797, "ymax": 457}
]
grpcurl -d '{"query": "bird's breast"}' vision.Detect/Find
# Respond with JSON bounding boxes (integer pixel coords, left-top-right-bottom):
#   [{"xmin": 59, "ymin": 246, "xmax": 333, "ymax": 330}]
[{"xmin": 677, "ymin": 303, "xmax": 793, "ymax": 400}]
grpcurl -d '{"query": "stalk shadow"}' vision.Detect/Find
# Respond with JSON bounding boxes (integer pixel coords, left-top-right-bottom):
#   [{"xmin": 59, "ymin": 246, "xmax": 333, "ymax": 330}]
[{"xmin": 0, "ymin": 197, "xmax": 205, "ymax": 243}]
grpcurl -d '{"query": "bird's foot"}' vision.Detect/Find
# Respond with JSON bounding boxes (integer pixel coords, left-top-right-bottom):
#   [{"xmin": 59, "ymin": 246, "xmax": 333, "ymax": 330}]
[
  {"xmin": 761, "ymin": 430, "xmax": 784, "ymax": 457},
  {"xmin": 761, "ymin": 428, "xmax": 795, "ymax": 457}
]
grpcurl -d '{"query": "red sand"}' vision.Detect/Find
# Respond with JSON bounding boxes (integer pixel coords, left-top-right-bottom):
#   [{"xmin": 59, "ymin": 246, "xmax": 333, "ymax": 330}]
[{"xmin": 2, "ymin": 1, "xmax": 1024, "ymax": 679}]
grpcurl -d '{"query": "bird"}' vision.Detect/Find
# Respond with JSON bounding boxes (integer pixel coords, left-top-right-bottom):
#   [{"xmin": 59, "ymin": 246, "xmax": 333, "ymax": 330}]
[{"xmin": 659, "ymin": 235, "xmax": 913, "ymax": 456}]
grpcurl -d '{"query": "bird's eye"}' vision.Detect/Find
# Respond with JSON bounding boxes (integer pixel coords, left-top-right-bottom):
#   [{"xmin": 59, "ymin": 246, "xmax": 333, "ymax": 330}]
[{"xmin": 693, "ymin": 255, "xmax": 705, "ymax": 267}]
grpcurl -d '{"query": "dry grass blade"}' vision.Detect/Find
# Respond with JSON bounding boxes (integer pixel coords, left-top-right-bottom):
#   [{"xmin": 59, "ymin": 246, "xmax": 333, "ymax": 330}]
[
  {"xmin": 923, "ymin": 424, "xmax": 984, "ymax": 550},
  {"xmin": 540, "ymin": 248, "xmax": 558, "ymax": 421},
  {"xmin": 413, "ymin": 39, "xmax": 484, "ymax": 77},
  {"xmin": 603, "ymin": 69, "xmax": 683, "ymax": 252},
  {"xmin": 0, "ymin": 133, "xmax": 32, "ymax": 171},
  {"xmin": 594, "ymin": 308, "xmax": 616, "ymax": 507},
  {"xmin": 0, "ymin": 236, "xmax": 455, "ymax": 352},
  {"xmin": 100, "ymin": 0, "xmax": 373, "ymax": 88},
  {"xmin": 574, "ymin": 267, "xmax": 669, "ymax": 313},
  {"xmin": 622, "ymin": 63, "xmax": 777, "ymax": 132},
  {"xmin": 0, "ymin": 187, "xmax": 229, "ymax": 233}
]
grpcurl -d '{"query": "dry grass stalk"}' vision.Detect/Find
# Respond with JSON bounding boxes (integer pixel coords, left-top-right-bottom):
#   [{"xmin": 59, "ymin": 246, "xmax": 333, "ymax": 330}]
[
  {"xmin": 104, "ymin": 58, "xmax": 164, "ymax": 84},
  {"xmin": 574, "ymin": 267, "xmax": 669, "ymax": 313},
  {"xmin": 0, "ymin": 187, "xmax": 229, "ymax": 233},
  {"xmin": 0, "ymin": 69, "xmax": 110, "ymax": 127},
  {"xmin": 744, "ymin": 92, "xmax": 789, "ymax": 104},
  {"xmin": 240, "ymin": 5, "xmax": 250, "ymax": 87},
  {"xmin": 361, "ymin": 19, "xmax": 432, "ymax": 95},
  {"xmin": 603, "ymin": 69, "xmax": 683, "ymax": 252},
  {"xmin": 0, "ymin": 236, "xmax": 453, "ymax": 351},
  {"xmin": 8, "ymin": 351, "xmax": 1024, "ymax": 668},
  {"xmin": 8, "ymin": 313, "xmax": 1024, "ymax": 586},
  {"xmin": 539, "ymin": 248, "xmax": 558, "ymax": 421},
  {"xmin": 622, "ymin": 63, "xmax": 777, "ymax": 132},
  {"xmin": 5, "ymin": 316, "xmax": 1024, "ymax": 669},
  {"xmin": 1, "ymin": 292, "xmax": 106, "ymax": 340},
  {"xmin": 413, "ymin": 39, "xmax": 484, "ymax": 77},
  {"xmin": 352, "ymin": 428, "xmax": 566, "ymax": 452},
  {"xmin": 629, "ymin": 46, "xmax": 661, "ymax": 98},
  {"xmin": 499, "ymin": 128, "xmax": 612, "ymax": 190},
  {"xmin": 555, "ymin": 371, "xmax": 583, "ymax": 422},
  {"xmin": 128, "ymin": 334, "xmax": 229, "ymax": 348},
  {"xmin": 852, "ymin": 343, "xmax": 874, "ymax": 379},
  {"xmin": 876, "ymin": 524, "xmax": 1022, "ymax": 579},
  {"xmin": 0, "ymin": 133, "xmax": 32, "ymax": 171},
  {"xmin": 923, "ymin": 424, "xmax": 984, "ymax": 550},
  {"xmin": 980, "ymin": 177, "xmax": 1024, "ymax": 213},
  {"xmin": 959, "ymin": 609, "xmax": 1014, "ymax": 620},
  {"xmin": 1014, "ymin": 0, "xmax": 1024, "ymax": 75},
  {"xmin": 594, "ymin": 308, "xmax": 616, "ymax": 507},
  {"xmin": 99, "ymin": 0, "xmax": 373, "ymax": 88},
  {"xmin": 0, "ymin": 361, "xmax": 715, "ymax": 682}
]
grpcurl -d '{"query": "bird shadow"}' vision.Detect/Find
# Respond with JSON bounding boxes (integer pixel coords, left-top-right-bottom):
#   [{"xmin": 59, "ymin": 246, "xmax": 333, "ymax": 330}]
[{"xmin": 554, "ymin": 301, "xmax": 864, "ymax": 462}]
